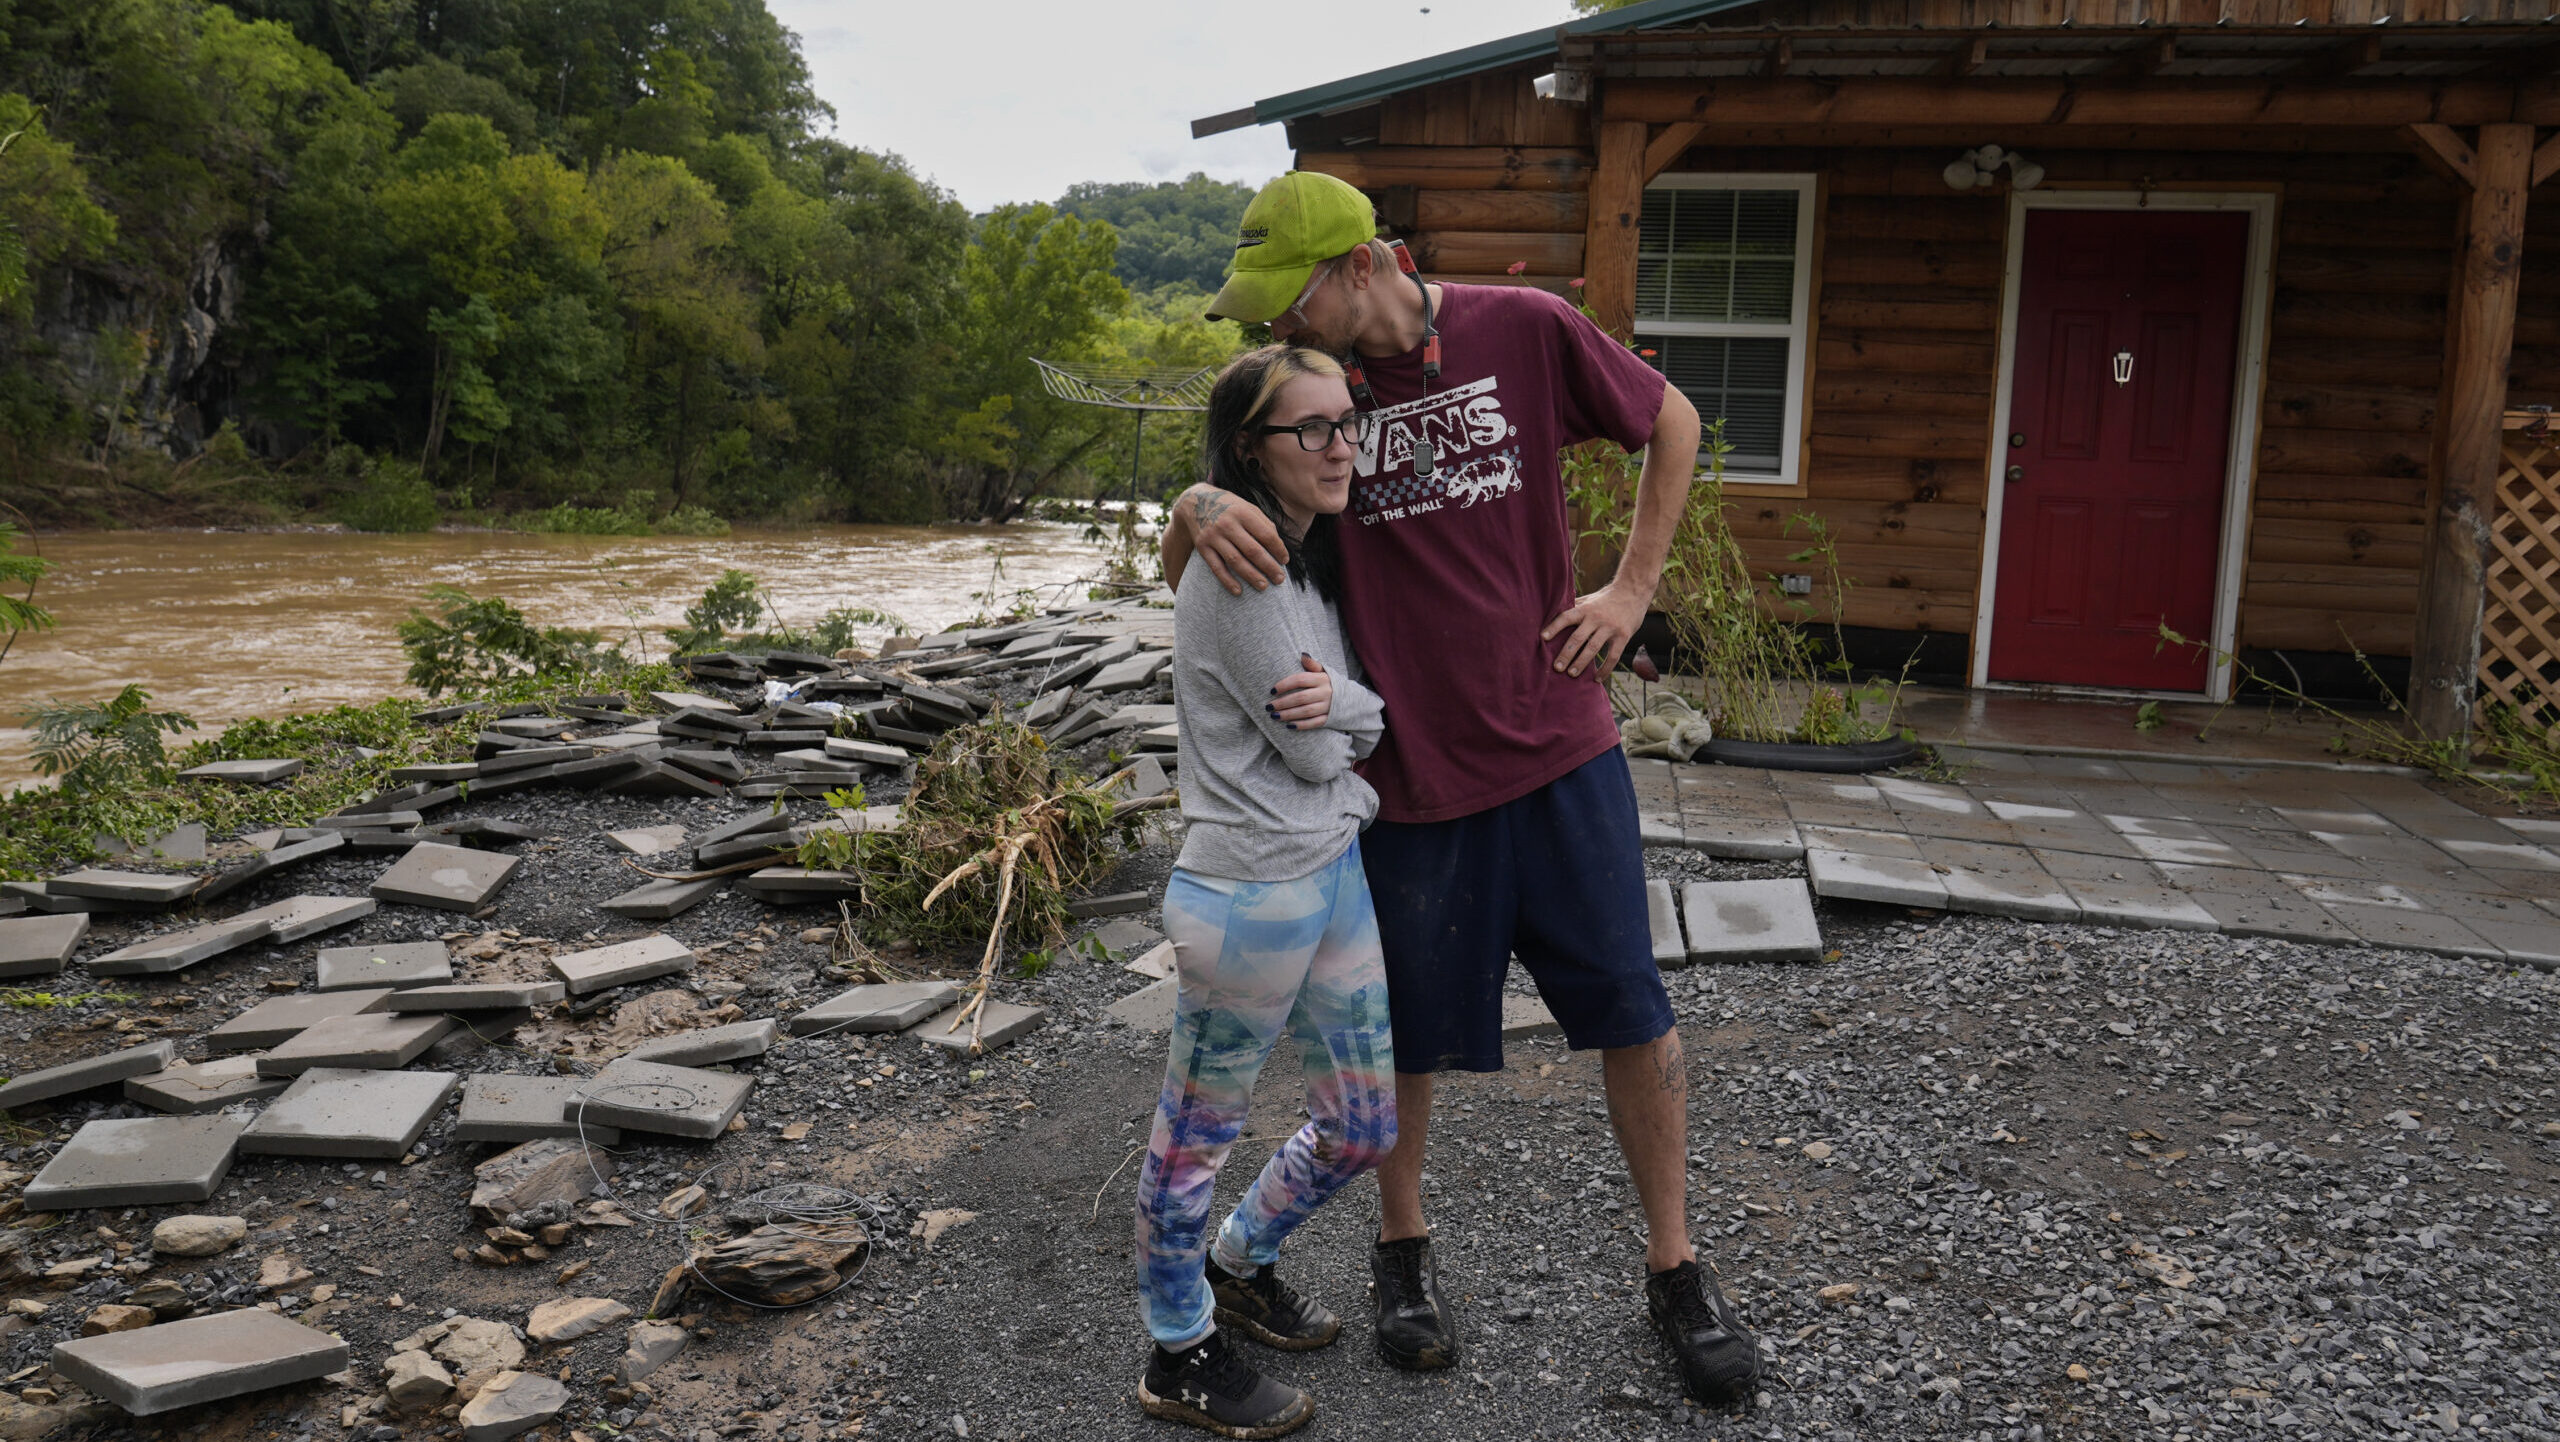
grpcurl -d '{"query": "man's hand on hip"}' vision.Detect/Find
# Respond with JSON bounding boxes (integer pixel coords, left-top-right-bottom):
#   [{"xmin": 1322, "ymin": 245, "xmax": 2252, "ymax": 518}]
[
  {"xmin": 1542, "ymin": 581, "xmax": 1649, "ymax": 678},
  {"xmin": 1178, "ymin": 484, "xmax": 1290, "ymax": 596}
]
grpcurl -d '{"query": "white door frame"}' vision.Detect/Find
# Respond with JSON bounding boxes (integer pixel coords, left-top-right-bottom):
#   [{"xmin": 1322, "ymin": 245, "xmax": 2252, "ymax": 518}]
[{"xmin": 1970, "ymin": 188, "xmax": 2278, "ymax": 703}]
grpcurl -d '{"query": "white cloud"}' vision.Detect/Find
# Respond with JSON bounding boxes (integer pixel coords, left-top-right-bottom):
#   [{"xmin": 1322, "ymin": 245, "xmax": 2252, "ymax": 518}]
[{"xmin": 768, "ymin": 0, "xmax": 1575, "ymax": 210}]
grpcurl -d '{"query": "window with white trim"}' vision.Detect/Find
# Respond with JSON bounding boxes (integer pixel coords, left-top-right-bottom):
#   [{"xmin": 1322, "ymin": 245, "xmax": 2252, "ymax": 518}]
[{"xmin": 1633, "ymin": 174, "xmax": 1815, "ymax": 486}]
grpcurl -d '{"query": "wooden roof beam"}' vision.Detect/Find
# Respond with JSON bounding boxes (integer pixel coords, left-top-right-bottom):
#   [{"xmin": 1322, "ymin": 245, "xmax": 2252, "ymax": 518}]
[
  {"xmin": 1939, "ymin": 35, "xmax": 1989, "ymax": 78},
  {"xmin": 2536, "ymin": 131, "xmax": 2560, "ymax": 186},
  {"xmin": 1602, "ymin": 76, "xmax": 2560, "ymax": 128},
  {"xmin": 2405, "ymin": 123, "xmax": 2478, "ymax": 187},
  {"xmin": 1643, "ymin": 121, "xmax": 1708, "ymax": 181},
  {"xmin": 2107, "ymin": 36, "xmax": 2177, "ymax": 79}
]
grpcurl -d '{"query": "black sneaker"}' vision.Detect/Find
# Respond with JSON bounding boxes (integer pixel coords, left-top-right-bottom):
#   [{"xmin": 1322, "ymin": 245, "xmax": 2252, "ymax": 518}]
[
  {"xmin": 1369, "ymin": 1236, "xmax": 1459, "ymax": 1370},
  {"xmin": 1208, "ymin": 1257, "xmax": 1340, "ymax": 1350},
  {"xmin": 1645, "ymin": 1259, "xmax": 1761, "ymax": 1408},
  {"xmin": 1136, "ymin": 1328, "xmax": 1314, "ymax": 1439}
]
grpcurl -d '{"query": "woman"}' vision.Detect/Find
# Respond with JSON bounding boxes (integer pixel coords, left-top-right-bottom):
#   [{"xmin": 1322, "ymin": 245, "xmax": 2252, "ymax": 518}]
[{"xmin": 1132, "ymin": 345, "xmax": 1395, "ymax": 1440}]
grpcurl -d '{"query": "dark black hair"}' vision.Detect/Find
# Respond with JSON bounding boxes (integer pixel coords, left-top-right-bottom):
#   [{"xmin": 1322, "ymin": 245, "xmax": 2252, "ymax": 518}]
[{"xmin": 1199, "ymin": 344, "xmax": 1347, "ymax": 606}]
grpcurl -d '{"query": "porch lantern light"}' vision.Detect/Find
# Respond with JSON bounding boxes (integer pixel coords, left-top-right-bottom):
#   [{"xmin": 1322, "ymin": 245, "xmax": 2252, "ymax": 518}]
[{"xmin": 1943, "ymin": 145, "xmax": 2045, "ymax": 192}]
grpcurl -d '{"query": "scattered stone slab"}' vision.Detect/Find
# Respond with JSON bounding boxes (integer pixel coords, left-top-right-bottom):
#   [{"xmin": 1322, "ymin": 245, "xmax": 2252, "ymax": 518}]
[
  {"xmin": 369, "ymin": 842, "xmax": 522, "ymax": 913},
  {"xmin": 1089, "ymin": 918, "xmax": 1165, "ymax": 960},
  {"xmin": 2318, "ymin": 901, "xmax": 2500, "ymax": 958},
  {"xmin": 52, "ymin": 1308, "xmax": 348, "ymax": 1416},
  {"xmin": 1806, "ymin": 849, "xmax": 1950, "ymax": 910},
  {"xmin": 906, "ymin": 999, "xmax": 1046, "ymax": 1054},
  {"xmin": 617, "ymin": 1321, "xmax": 689, "ymax": 1384},
  {"xmin": 314, "ymin": 939, "xmax": 452, "ymax": 991},
  {"xmin": 525, "ymin": 1297, "xmax": 629, "ymax": 1346},
  {"xmin": 1680, "ymin": 880, "xmax": 1824, "ymax": 964},
  {"xmin": 738, "ymin": 867, "xmax": 862, "ymax": 904},
  {"xmin": 821, "ymin": 737, "xmax": 910, "ymax": 767},
  {"xmin": 1103, "ymin": 977, "xmax": 1175, "ymax": 1033},
  {"xmin": 606, "ymin": 825, "xmax": 685, "ymax": 856},
  {"xmin": 549, "ymin": 934, "xmax": 695, "ymax": 995},
  {"xmin": 453, "ymin": 1075, "xmax": 621, "ymax": 1145},
  {"xmin": 1644, "ymin": 880, "xmax": 1688, "ymax": 968},
  {"xmin": 648, "ymin": 690, "xmax": 739, "ymax": 714},
  {"xmin": 255, "ymin": 1012, "xmax": 456, "ymax": 1076},
  {"xmin": 784, "ymin": 981, "xmax": 959, "ymax": 1036},
  {"xmin": 468, "ymin": 1137, "xmax": 615, "ymax": 1223},
  {"xmin": 124, "ymin": 1054, "xmax": 290, "ymax": 1114},
  {"xmin": 22, "ymin": 1114, "xmax": 243, "ymax": 1209},
  {"xmin": 47, "ymin": 869, "xmax": 201, "ymax": 905},
  {"xmin": 2032, "ymin": 850, "xmax": 2219, "ymax": 931},
  {"xmin": 599, "ymin": 877, "xmax": 727, "ymax": 920},
  {"xmin": 0, "ymin": 913, "xmax": 85, "ymax": 979},
  {"xmin": 1501, "ymin": 993, "xmax": 1561, "ymax": 1039},
  {"xmin": 1913, "ymin": 840, "xmax": 2084, "ymax": 924},
  {"xmin": 0, "ymin": 1041, "xmax": 178, "ymax": 1111},
  {"xmin": 1123, "ymin": 940, "xmax": 1176, "ymax": 979},
  {"xmin": 386, "ymin": 980, "xmax": 566, "ymax": 1013},
  {"xmin": 82, "ymin": 1303, "xmax": 155, "ymax": 1335},
  {"xmin": 458, "ymin": 1369, "xmax": 568, "ymax": 1442},
  {"xmin": 383, "ymin": 1350, "xmax": 456, "ymax": 1414},
  {"xmin": 1677, "ymin": 816, "xmax": 1805, "ymax": 860},
  {"xmin": 86, "ymin": 914, "xmax": 276, "ymax": 975},
  {"xmin": 178, "ymin": 759, "xmax": 305, "ymax": 785},
  {"xmin": 1066, "ymin": 890, "xmax": 1150, "ymax": 918},
  {"xmin": 572, "ymin": 1057, "xmax": 752, "ymax": 1140},
  {"xmin": 205, "ymin": 990, "xmax": 397, "ymax": 1053},
  {"xmin": 626, "ymin": 1018, "xmax": 778, "ymax": 1067},
  {"xmin": 239, "ymin": 1068, "xmax": 460, "ymax": 1158},
  {"xmin": 231, "ymin": 894, "xmax": 376, "ymax": 944},
  {"xmin": 150, "ymin": 1214, "xmax": 247, "ymax": 1257}
]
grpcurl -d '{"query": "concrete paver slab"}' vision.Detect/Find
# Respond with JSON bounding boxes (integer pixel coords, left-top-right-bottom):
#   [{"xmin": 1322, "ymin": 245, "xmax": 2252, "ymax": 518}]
[
  {"xmin": 453, "ymin": 1074, "xmax": 622, "ymax": 1144},
  {"xmin": 0, "ymin": 912, "xmax": 86, "ymax": 978},
  {"xmin": 2123, "ymin": 834, "xmax": 2258, "ymax": 868},
  {"xmin": 87, "ymin": 914, "xmax": 275, "ymax": 975},
  {"xmin": 2319, "ymin": 902, "xmax": 2500, "ymax": 958},
  {"xmin": 626, "ymin": 1018, "xmax": 779, "ymax": 1067},
  {"xmin": 1089, "ymin": 918, "xmax": 1165, "ymax": 960},
  {"xmin": 1680, "ymin": 880, "xmax": 1824, "ymax": 963},
  {"xmin": 177, "ymin": 758, "xmax": 306, "ymax": 785},
  {"xmin": 124, "ymin": 1054, "xmax": 291, "ymax": 1113},
  {"xmin": 233, "ymin": 894, "xmax": 376, "ymax": 944},
  {"xmin": 787, "ymin": 982, "xmax": 961, "ymax": 1036},
  {"xmin": 1795, "ymin": 826, "xmax": 1924, "ymax": 860},
  {"xmin": 2031, "ymin": 850, "xmax": 2218, "ymax": 930},
  {"xmin": 907, "ymin": 1000, "xmax": 1047, "ymax": 1054},
  {"xmin": 2174, "ymin": 886, "xmax": 2363, "ymax": 944},
  {"xmin": 1124, "ymin": 940, "xmax": 1176, "ymax": 979},
  {"xmin": 572, "ymin": 1057, "xmax": 751, "ymax": 1139},
  {"xmin": 1644, "ymin": 880, "xmax": 1688, "ymax": 968},
  {"xmin": 48, "ymin": 869, "xmax": 202, "ymax": 903},
  {"xmin": 23, "ymin": 1113, "xmax": 243, "ymax": 1208},
  {"xmin": 1913, "ymin": 839, "xmax": 2083, "ymax": 923},
  {"xmin": 1679, "ymin": 816, "xmax": 1805, "ymax": 860},
  {"xmin": 386, "ymin": 980, "xmax": 566, "ymax": 1012},
  {"xmin": 52, "ymin": 1305, "xmax": 347, "ymax": 1415},
  {"xmin": 205, "ymin": 990, "xmax": 397, "ymax": 1053},
  {"xmin": 606, "ymin": 825, "xmax": 686, "ymax": 857},
  {"xmin": 2462, "ymin": 915, "xmax": 2560, "ymax": 968},
  {"xmin": 196, "ymin": 832, "xmax": 348, "ymax": 904},
  {"xmin": 0, "ymin": 1041, "xmax": 178, "ymax": 1110},
  {"xmin": 241, "ymin": 1067, "xmax": 461, "ymax": 1157},
  {"xmin": 315, "ymin": 939, "xmax": 452, "ymax": 991},
  {"xmin": 255, "ymin": 1012, "xmax": 456, "ymax": 1075},
  {"xmin": 599, "ymin": 877, "xmax": 726, "ymax": 920},
  {"xmin": 1103, "ymin": 977, "xmax": 1175, "ymax": 1033},
  {"xmin": 1807, "ymin": 849, "xmax": 1949, "ymax": 909},
  {"xmin": 1501, "ymin": 993, "xmax": 1561, "ymax": 1039},
  {"xmin": 2433, "ymin": 838, "xmax": 2560, "ymax": 871},
  {"xmin": 549, "ymin": 934, "xmax": 695, "ymax": 995},
  {"xmin": 370, "ymin": 842, "xmax": 522, "ymax": 912}
]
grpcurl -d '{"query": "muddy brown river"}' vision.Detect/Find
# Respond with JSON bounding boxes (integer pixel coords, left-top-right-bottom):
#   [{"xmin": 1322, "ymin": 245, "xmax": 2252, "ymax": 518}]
[{"xmin": 0, "ymin": 523, "xmax": 1124, "ymax": 784}]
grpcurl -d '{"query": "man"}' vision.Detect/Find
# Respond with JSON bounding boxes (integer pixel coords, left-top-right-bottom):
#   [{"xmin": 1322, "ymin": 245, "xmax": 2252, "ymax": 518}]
[{"xmin": 1159, "ymin": 170, "xmax": 1762, "ymax": 1409}]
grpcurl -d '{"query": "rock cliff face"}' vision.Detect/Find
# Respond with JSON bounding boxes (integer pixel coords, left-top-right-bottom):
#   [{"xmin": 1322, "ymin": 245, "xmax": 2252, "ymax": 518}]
[{"xmin": 29, "ymin": 235, "xmax": 246, "ymax": 459}]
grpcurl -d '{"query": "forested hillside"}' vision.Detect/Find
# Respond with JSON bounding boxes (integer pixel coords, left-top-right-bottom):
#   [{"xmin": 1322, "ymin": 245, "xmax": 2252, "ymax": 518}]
[{"xmin": 0, "ymin": 0, "xmax": 1247, "ymax": 526}]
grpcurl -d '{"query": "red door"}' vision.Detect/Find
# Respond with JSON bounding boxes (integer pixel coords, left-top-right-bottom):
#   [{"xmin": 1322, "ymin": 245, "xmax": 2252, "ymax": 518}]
[{"xmin": 1989, "ymin": 209, "xmax": 2248, "ymax": 691}]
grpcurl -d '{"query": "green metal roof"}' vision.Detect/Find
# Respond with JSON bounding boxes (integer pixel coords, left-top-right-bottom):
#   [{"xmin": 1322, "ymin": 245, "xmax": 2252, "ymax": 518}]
[{"xmin": 1191, "ymin": 0, "xmax": 1761, "ymax": 138}]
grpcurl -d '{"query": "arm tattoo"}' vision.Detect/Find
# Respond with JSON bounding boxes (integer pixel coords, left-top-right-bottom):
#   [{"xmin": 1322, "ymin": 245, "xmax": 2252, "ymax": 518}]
[
  {"xmin": 1652, "ymin": 1029, "xmax": 1686, "ymax": 1092},
  {"xmin": 1192, "ymin": 490, "xmax": 1231, "ymax": 528}
]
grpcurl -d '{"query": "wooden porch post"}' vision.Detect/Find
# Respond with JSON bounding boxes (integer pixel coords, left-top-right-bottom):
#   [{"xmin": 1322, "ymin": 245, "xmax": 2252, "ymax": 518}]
[
  {"xmin": 2411, "ymin": 122, "xmax": 2531, "ymax": 739},
  {"xmin": 1582, "ymin": 119, "xmax": 1648, "ymax": 342}
]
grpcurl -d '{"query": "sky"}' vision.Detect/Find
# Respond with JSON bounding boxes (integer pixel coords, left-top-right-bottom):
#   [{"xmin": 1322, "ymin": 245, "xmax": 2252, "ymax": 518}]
[{"xmin": 765, "ymin": 0, "xmax": 1579, "ymax": 211}]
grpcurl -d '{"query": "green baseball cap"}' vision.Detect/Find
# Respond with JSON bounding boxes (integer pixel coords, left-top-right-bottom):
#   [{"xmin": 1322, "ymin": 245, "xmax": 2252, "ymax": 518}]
[{"xmin": 1205, "ymin": 171, "xmax": 1380, "ymax": 323}]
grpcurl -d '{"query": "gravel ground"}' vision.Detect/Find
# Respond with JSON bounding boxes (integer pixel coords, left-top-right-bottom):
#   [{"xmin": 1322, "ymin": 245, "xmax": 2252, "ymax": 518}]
[{"xmin": 5, "ymin": 690, "xmax": 2558, "ymax": 1442}]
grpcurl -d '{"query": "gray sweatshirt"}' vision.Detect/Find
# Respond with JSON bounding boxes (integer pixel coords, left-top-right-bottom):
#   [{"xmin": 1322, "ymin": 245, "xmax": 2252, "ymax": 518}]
[{"xmin": 1171, "ymin": 555, "xmax": 1386, "ymax": 882}]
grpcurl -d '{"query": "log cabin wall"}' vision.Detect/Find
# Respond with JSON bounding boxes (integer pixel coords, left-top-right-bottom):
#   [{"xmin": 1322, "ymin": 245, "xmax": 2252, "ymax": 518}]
[{"xmin": 1298, "ymin": 63, "xmax": 2556, "ymax": 685}]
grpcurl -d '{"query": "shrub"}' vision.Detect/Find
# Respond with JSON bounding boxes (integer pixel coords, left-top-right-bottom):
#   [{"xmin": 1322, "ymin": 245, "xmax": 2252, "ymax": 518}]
[
  {"xmin": 21, "ymin": 684, "xmax": 195, "ymax": 795},
  {"xmin": 337, "ymin": 462, "xmax": 440, "ymax": 532},
  {"xmin": 397, "ymin": 584, "xmax": 613, "ymax": 696}
]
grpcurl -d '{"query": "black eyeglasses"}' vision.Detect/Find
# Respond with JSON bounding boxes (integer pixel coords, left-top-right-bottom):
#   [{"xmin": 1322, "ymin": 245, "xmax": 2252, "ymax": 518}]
[{"xmin": 1256, "ymin": 413, "xmax": 1375, "ymax": 451}]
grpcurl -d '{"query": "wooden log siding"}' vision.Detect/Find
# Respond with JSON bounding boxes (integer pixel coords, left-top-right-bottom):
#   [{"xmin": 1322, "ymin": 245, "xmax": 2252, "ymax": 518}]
[{"xmin": 1299, "ymin": 119, "xmax": 2558, "ymax": 664}]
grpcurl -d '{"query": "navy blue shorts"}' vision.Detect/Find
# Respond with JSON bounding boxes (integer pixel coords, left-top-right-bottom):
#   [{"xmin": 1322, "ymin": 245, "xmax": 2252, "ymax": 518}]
[{"xmin": 1360, "ymin": 746, "xmax": 1675, "ymax": 1073}]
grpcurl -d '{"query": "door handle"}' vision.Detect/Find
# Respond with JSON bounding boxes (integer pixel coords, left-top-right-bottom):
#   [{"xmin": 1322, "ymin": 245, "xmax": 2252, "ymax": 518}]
[
  {"xmin": 2112, "ymin": 350, "xmax": 2134, "ymax": 386},
  {"xmin": 2005, "ymin": 464, "xmax": 2026, "ymax": 483}
]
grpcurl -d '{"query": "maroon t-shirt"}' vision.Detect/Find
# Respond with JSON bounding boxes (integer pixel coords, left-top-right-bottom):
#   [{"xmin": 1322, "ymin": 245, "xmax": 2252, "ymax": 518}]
[{"xmin": 1337, "ymin": 283, "xmax": 1667, "ymax": 824}]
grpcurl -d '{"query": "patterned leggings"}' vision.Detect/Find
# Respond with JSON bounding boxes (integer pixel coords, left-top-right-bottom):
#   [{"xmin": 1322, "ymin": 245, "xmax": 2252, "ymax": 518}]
[{"xmin": 1132, "ymin": 841, "xmax": 1398, "ymax": 1348}]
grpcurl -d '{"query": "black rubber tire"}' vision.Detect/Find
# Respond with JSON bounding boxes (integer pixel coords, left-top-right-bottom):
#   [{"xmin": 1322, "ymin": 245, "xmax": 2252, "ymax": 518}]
[{"xmin": 1697, "ymin": 736, "xmax": 1920, "ymax": 774}]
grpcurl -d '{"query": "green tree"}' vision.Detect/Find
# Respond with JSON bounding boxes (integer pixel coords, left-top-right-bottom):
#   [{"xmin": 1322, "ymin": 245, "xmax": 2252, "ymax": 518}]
[
  {"xmin": 1056, "ymin": 173, "xmax": 1255, "ymax": 292},
  {"xmin": 593, "ymin": 149, "xmax": 758, "ymax": 504},
  {"xmin": 0, "ymin": 98, "xmax": 116, "ymax": 314}
]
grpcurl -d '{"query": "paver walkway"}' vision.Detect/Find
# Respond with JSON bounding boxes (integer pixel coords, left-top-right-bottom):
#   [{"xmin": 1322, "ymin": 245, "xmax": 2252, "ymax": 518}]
[{"xmin": 1630, "ymin": 750, "xmax": 2560, "ymax": 966}]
